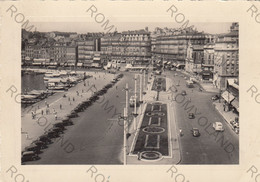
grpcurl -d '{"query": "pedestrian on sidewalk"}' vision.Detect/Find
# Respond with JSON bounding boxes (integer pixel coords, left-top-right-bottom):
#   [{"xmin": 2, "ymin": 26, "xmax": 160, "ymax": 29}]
[
  {"xmin": 45, "ymin": 101, "xmax": 47, "ymax": 106},
  {"xmin": 41, "ymin": 110, "xmax": 44, "ymax": 115},
  {"xmin": 47, "ymin": 104, "xmax": 49, "ymax": 108},
  {"xmin": 60, "ymin": 104, "xmax": 62, "ymax": 110},
  {"xmin": 68, "ymin": 97, "xmax": 70, "ymax": 101},
  {"xmin": 31, "ymin": 111, "xmax": 34, "ymax": 119},
  {"xmin": 53, "ymin": 108, "xmax": 56, "ymax": 114},
  {"xmin": 55, "ymin": 114, "xmax": 57, "ymax": 120},
  {"xmin": 46, "ymin": 108, "xmax": 49, "ymax": 115},
  {"xmin": 189, "ymin": 98, "xmax": 191, "ymax": 101},
  {"xmin": 76, "ymin": 91, "xmax": 79, "ymax": 96},
  {"xmin": 137, "ymin": 152, "xmax": 141, "ymax": 160},
  {"xmin": 73, "ymin": 97, "xmax": 75, "ymax": 101}
]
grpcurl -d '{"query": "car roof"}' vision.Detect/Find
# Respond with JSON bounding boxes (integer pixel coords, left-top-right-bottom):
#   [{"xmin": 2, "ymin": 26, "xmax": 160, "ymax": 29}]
[{"xmin": 22, "ymin": 151, "xmax": 35, "ymax": 155}]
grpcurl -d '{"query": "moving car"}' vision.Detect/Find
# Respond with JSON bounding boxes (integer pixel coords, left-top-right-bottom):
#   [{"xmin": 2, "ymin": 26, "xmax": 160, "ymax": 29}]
[
  {"xmin": 189, "ymin": 113, "xmax": 195, "ymax": 119},
  {"xmin": 213, "ymin": 122, "xmax": 224, "ymax": 131},
  {"xmin": 129, "ymin": 95, "xmax": 139, "ymax": 107},
  {"xmin": 155, "ymin": 70, "xmax": 161, "ymax": 75},
  {"xmin": 186, "ymin": 81, "xmax": 193, "ymax": 88},
  {"xmin": 191, "ymin": 128, "xmax": 200, "ymax": 137},
  {"xmin": 211, "ymin": 95, "xmax": 220, "ymax": 100}
]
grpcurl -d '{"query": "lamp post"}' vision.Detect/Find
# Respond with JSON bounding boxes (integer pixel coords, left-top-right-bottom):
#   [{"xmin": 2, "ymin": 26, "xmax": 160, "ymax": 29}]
[
  {"xmin": 133, "ymin": 74, "xmax": 138, "ymax": 130},
  {"xmin": 139, "ymin": 73, "xmax": 143, "ymax": 103},
  {"xmin": 123, "ymin": 107, "xmax": 127, "ymax": 165}
]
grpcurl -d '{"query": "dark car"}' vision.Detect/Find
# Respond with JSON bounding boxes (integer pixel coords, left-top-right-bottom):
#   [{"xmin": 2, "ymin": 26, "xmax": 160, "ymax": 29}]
[
  {"xmin": 38, "ymin": 134, "xmax": 52, "ymax": 144},
  {"xmin": 191, "ymin": 128, "xmax": 200, "ymax": 137},
  {"xmin": 53, "ymin": 122, "xmax": 65, "ymax": 130},
  {"xmin": 50, "ymin": 127, "xmax": 64, "ymax": 134},
  {"xmin": 45, "ymin": 130, "xmax": 59, "ymax": 138},
  {"xmin": 22, "ymin": 151, "xmax": 39, "ymax": 162},
  {"xmin": 62, "ymin": 117, "xmax": 73, "ymax": 126},
  {"xmin": 24, "ymin": 143, "xmax": 41, "ymax": 153},
  {"xmin": 211, "ymin": 95, "xmax": 220, "ymax": 100},
  {"xmin": 68, "ymin": 111, "xmax": 78, "ymax": 118},
  {"xmin": 189, "ymin": 113, "xmax": 195, "ymax": 119},
  {"xmin": 32, "ymin": 140, "xmax": 47, "ymax": 149}
]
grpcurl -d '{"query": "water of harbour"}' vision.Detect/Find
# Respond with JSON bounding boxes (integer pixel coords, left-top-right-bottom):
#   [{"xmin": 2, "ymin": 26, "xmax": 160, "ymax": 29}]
[{"xmin": 22, "ymin": 73, "xmax": 46, "ymax": 93}]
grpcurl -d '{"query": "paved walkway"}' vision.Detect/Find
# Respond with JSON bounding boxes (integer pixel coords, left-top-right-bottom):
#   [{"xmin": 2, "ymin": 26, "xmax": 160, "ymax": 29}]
[
  {"xmin": 126, "ymin": 73, "xmax": 181, "ymax": 164},
  {"xmin": 213, "ymin": 101, "xmax": 239, "ymax": 130},
  {"xmin": 21, "ymin": 71, "xmax": 115, "ymax": 151}
]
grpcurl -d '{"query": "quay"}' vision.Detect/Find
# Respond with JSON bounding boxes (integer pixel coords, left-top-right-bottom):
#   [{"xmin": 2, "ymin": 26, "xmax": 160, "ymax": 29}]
[{"xmin": 21, "ymin": 71, "xmax": 116, "ymax": 151}]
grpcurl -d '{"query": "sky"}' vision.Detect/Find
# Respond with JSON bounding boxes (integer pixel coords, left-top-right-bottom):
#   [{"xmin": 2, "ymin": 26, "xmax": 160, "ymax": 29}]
[{"xmin": 32, "ymin": 22, "xmax": 235, "ymax": 35}]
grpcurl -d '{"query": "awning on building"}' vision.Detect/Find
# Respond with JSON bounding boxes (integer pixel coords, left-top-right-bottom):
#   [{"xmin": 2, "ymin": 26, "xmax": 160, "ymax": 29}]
[
  {"xmin": 77, "ymin": 63, "xmax": 83, "ymax": 67},
  {"xmin": 221, "ymin": 91, "xmax": 235, "ymax": 103},
  {"xmin": 231, "ymin": 98, "xmax": 239, "ymax": 112},
  {"xmin": 227, "ymin": 78, "xmax": 239, "ymax": 90},
  {"xmin": 67, "ymin": 63, "xmax": 75, "ymax": 66},
  {"xmin": 200, "ymin": 70, "xmax": 213, "ymax": 76}
]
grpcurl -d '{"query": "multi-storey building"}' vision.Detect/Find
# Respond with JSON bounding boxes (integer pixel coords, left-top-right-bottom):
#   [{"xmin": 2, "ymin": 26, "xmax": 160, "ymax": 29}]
[
  {"xmin": 153, "ymin": 29, "xmax": 214, "ymax": 69},
  {"xmin": 201, "ymin": 43, "xmax": 215, "ymax": 80},
  {"xmin": 213, "ymin": 23, "xmax": 239, "ymax": 90},
  {"xmin": 77, "ymin": 37, "xmax": 100, "ymax": 67},
  {"xmin": 101, "ymin": 29, "xmax": 151, "ymax": 65},
  {"xmin": 24, "ymin": 44, "xmax": 77, "ymax": 66},
  {"xmin": 185, "ymin": 42, "xmax": 204, "ymax": 74}
]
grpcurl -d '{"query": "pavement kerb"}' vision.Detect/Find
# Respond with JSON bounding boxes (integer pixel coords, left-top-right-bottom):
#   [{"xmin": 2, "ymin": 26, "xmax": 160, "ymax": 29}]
[{"xmin": 212, "ymin": 101, "xmax": 239, "ymax": 136}]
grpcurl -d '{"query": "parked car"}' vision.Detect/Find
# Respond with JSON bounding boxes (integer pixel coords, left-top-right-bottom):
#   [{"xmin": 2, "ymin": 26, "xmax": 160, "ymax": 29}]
[
  {"xmin": 211, "ymin": 95, "xmax": 220, "ymax": 100},
  {"xmin": 32, "ymin": 140, "xmax": 47, "ymax": 149},
  {"xmin": 24, "ymin": 143, "xmax": 41, "ymax": 153},
  {"xmin": 50, "ymin": 127, "xmax": 64, "ymax": 134},
  {"xmin": 38, "ymin": 134, "xmax": 51, "ymax": 144},
  {"xmin": 181, "ymin": 90, "xmax": 187, "ymax": 96},
  {"xmin": 230, "ymin": 120, "xmax": 239, "ymax": 128},
  {"xmin": 62, "ymin": 117, "xmax": 73, "ymax": 126},
  {"xmin": 191, "ymin": 128, "xmax": 200, "ymax": 137},
  {"xmin": 234, "ymin": 127, "xmax": 239, "ymax": 134},
  {"xmin": 22, "ymin": 151, "xmax": 39, "ymax": 162},
  {"xmin": 189, "ymin": 113, "xmax": 195, "ymax": 119},
  {"xmin": 53, "ymin": 122, "xmax": 65, "ymax": 130},
  {"xmin": 45, "ymin": 130, "xmax": 59, "ymax": 138},
  {"xmin": 213, "ymin": 122, "xmax": 224, "ymax": 131}
]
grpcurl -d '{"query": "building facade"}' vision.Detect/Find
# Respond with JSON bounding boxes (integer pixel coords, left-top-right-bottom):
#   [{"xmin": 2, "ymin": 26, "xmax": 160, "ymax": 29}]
[
  {"xmin": 213, "ymin": 23, "xmax": 239, "ymax": 90},
  {"xmin": 152, "ymin": 28, "xmax": 214, "ymax": 69},
  {"xmin": 101, "ymin": 29, "xmax": 151, "ymax": 64}
]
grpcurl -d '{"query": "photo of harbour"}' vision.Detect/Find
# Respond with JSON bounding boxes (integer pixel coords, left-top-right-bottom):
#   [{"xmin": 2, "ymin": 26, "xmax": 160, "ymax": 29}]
[{"xmin": 21, "ymin": 22, "xmax": 239, "ymax": 165}]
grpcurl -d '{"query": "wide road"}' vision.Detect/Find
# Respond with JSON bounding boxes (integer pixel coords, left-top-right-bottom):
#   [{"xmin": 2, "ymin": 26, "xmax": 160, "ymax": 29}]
[
  {"xmin": 27, "ymin": 72, "xmax": 136, "ymax": 164},
  {"xmin": 165, "ymin": 70, "xmax": 239, "ymax": 164}
]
